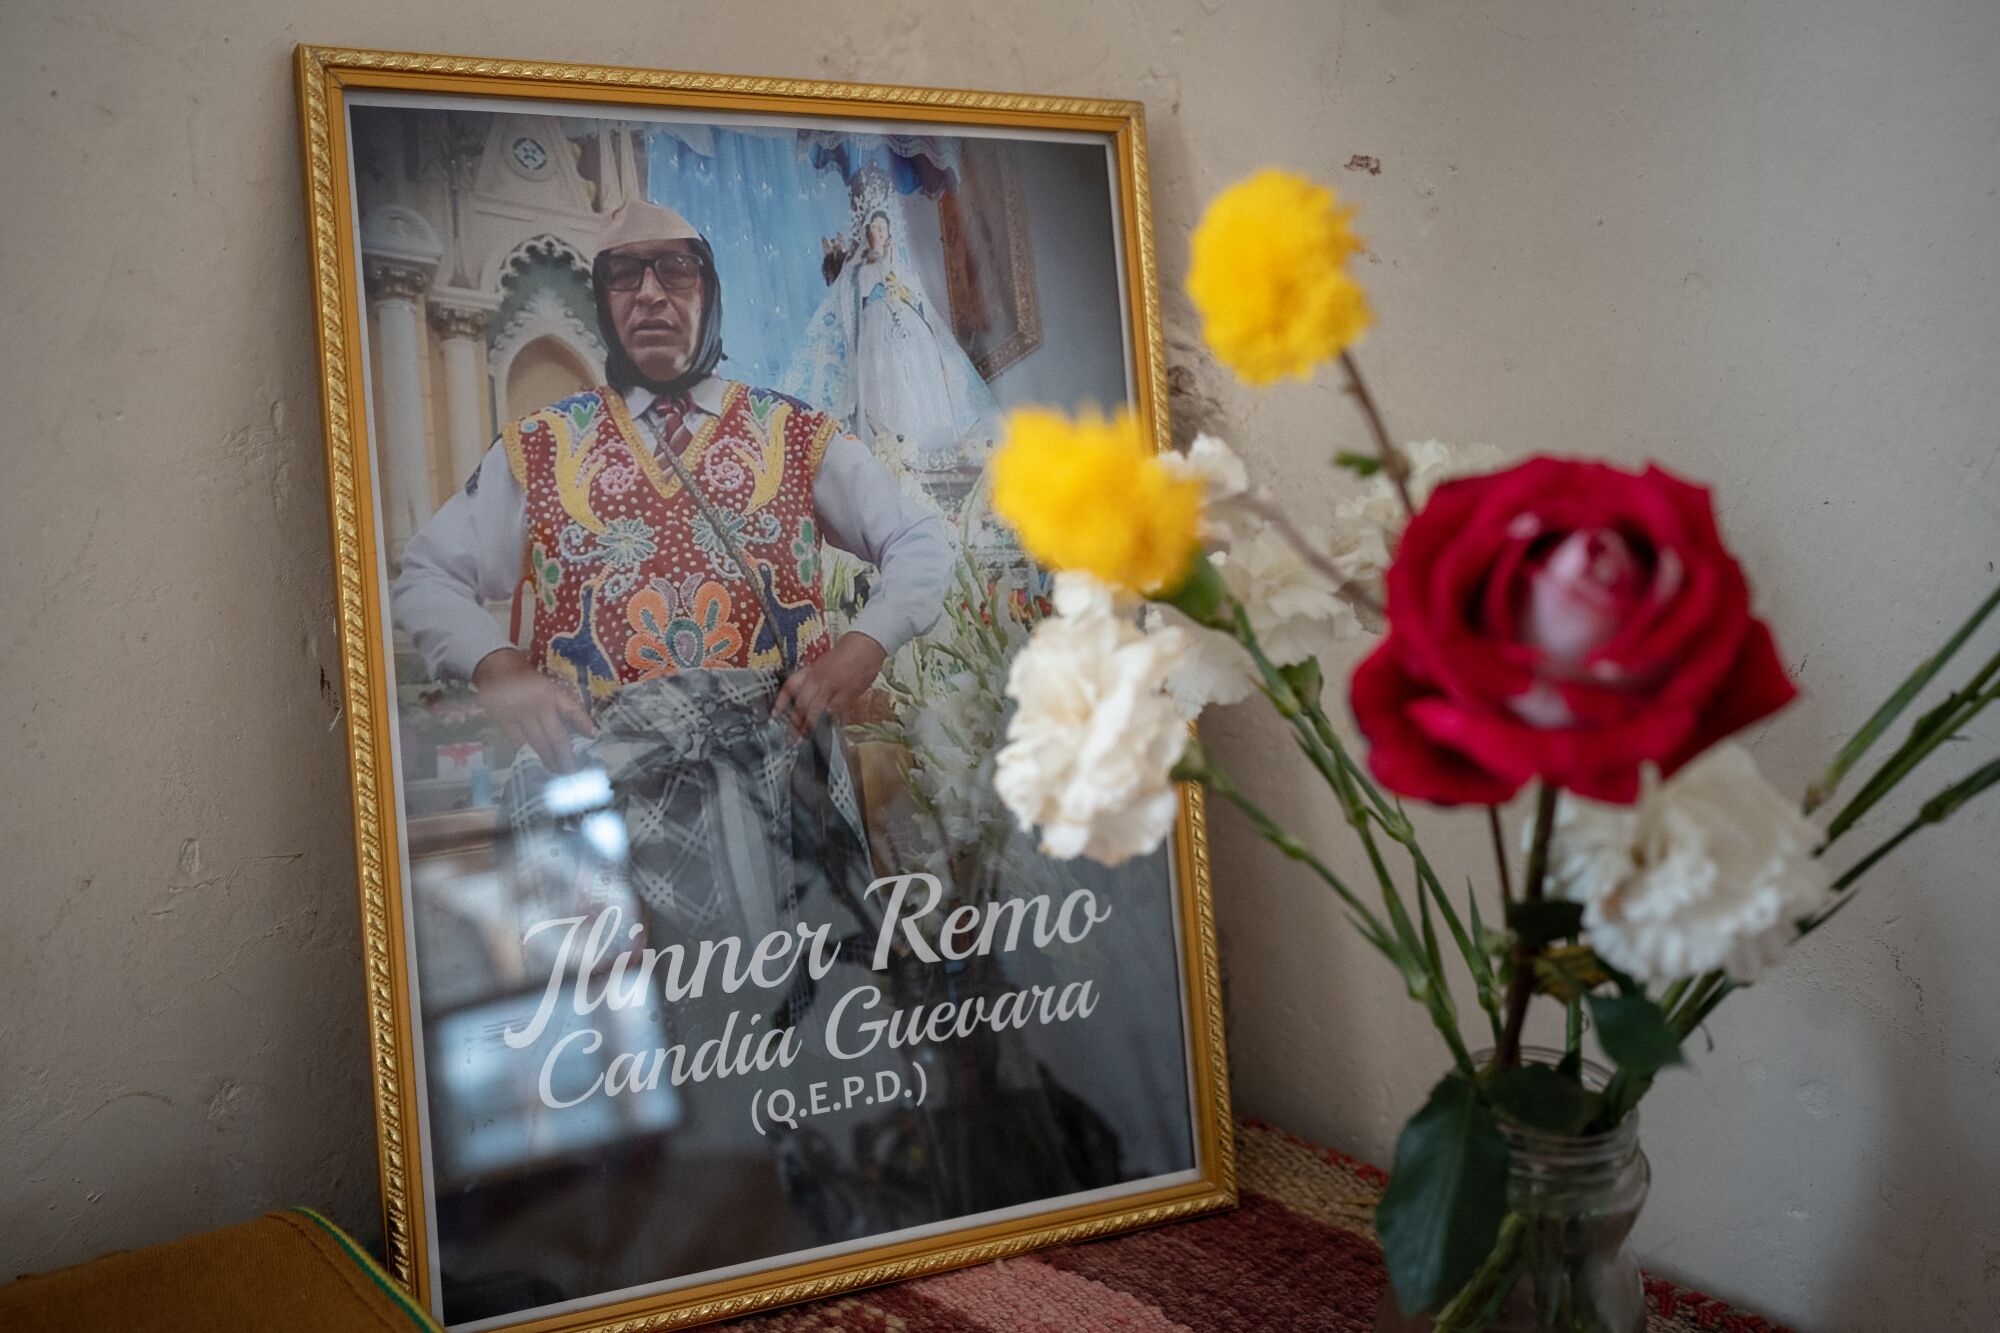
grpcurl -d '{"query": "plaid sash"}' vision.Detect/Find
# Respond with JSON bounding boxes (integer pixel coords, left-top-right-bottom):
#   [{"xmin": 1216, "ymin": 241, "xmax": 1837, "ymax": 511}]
[{"xmin": 501, "ymin": 671, "xmax": 867, "ymax": 945}]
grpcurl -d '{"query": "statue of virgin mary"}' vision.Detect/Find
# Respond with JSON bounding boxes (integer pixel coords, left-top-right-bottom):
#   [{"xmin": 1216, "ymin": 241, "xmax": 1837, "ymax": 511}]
[{"xmin": 782, "ymin": 168, "xmax": 999, "ymax": 470}]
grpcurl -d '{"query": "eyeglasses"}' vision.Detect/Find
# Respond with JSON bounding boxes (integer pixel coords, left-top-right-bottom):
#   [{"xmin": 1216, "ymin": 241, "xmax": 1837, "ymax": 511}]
[{"xmin": 600, "ymin": 251, "xmax": 704, "ymax": 293}]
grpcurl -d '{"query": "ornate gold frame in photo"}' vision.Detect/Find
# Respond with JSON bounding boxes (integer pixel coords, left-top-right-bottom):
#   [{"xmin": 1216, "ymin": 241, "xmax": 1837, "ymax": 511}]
[{"xmin": 296, "ymin": 45, "xmax": 1232, "ymax": 1331}]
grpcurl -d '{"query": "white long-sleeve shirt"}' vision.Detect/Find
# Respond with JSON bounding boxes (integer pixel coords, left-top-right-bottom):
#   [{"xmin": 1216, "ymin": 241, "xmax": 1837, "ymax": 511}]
[{"xmin": 392, "ymin": 377, "xmax": 952, "ymax": 681}]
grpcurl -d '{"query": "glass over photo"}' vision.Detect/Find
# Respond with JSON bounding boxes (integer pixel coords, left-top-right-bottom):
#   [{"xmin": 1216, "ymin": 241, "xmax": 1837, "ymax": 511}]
[{"xmin": 346, "ymin": 96, "xmax": 1196, "ymax": 1327}]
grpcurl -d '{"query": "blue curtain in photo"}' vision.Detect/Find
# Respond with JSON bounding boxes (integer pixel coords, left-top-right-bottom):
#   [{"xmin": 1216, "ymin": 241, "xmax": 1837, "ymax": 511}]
[
  {"xmin": 645, "ymin": 128, "xmax": 967, "ymax": 390},
  {"xmin": 645, "ymin": 128, "xmax": 851, "ymax": 389}
]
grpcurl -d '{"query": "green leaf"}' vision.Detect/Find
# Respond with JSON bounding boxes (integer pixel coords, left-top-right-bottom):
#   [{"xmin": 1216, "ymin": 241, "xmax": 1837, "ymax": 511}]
[
  {"xmin": 1376, "ymin": 1073, "xmax": 1511, "ymax": 1316},
  {"xmin": 1555, "ymin": 1046, "xmax": 1584, "ymax": 1081},
  {"xmin": 1486, "ymin": 1064, "xmax": 1603, "ymax": 1136},
  {"xmin": 1587, "ymin": 993, "xmax": 1685, "ymax": 1077},
  {"xmin": 1506, "ymin": 899, "xmax": 1583, "ymax": 947},
  {"xmin": 1336, "ymin": 450, "xmax": 1383, "ymax": 477},
  {"xmin": 1598, "ymin": 959, "xmax": 1644, "ymax": 997}
]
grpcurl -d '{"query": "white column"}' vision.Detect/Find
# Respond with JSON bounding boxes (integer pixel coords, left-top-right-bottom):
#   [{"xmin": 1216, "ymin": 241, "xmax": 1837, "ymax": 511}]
[
  {"xmin": 429, "ymin": 290, "xmax": 499, "ymax": 491},
  {"xmin": 364, "ymin": 261, "xmax": 437, "ymax": 563},
  {"xmin": 360, "ymin": 205, "xmax": 446, "ymax": 567}
]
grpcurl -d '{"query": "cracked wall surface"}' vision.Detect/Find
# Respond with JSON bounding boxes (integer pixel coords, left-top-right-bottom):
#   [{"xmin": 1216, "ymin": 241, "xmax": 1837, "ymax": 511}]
[{"xmin": 3, "ymin": 2, "xmax": 1996, "ymax": 1328}]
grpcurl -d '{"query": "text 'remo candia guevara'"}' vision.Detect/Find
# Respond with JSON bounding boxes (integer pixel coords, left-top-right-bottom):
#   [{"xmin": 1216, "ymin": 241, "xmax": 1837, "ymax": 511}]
[{"xmin": 505, "ymin": 873, "xmax": 1115, "ymax": 1111}]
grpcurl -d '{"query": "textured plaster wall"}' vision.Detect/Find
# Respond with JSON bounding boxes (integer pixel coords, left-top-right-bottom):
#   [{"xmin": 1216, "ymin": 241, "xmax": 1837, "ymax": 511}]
[{"xmin": 2, "ymin": 2, "xmax": 1994, "ymax": 1328}]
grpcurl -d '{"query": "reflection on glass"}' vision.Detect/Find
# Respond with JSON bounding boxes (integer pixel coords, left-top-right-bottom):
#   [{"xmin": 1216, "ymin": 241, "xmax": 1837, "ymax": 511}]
[{"xmin": 410, "ymin": 671, "xmax": 1191, "ymax": 1324}]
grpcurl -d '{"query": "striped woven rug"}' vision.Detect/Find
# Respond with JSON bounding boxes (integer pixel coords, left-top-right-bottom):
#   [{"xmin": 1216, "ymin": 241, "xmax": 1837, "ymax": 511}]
[{"xmin": 723, "ymin": 1120, "xmax": 1792, "ymax": 1332}]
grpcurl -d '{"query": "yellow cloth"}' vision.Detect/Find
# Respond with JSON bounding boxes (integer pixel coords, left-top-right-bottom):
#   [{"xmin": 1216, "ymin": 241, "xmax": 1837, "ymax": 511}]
[{"xmin": 0, "ymin": 1208, "xmax": 440, "ymax": 1332}]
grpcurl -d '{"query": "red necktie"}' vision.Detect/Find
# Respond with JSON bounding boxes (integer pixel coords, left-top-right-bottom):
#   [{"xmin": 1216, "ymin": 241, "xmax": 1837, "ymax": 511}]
[{"xmin": 646, "ymin": 394, "xmax": 692, "ymax": 457}]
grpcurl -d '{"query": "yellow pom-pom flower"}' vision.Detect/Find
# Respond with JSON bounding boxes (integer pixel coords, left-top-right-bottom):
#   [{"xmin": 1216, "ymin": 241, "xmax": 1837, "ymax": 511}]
[
  {"xmin": 1187, "ymin": 169, "xmax": 1372, "ymax": 384},
  {"xmin": 990, "ymin": 407, "xmax": 1203, "ymax": 594}
]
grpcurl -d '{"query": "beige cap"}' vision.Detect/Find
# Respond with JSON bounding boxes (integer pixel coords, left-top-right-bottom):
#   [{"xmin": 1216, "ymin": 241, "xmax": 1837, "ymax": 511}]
[{"xmin": 596, "ymin": 199, "xmax": 702, "ymax": 255}]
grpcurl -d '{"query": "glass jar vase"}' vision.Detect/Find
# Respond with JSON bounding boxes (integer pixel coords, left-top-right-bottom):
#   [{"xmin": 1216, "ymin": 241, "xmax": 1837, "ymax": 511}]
[{"xmin": 1375, "ymin": 1050, "xmax": 1650, "ymax": 1333}]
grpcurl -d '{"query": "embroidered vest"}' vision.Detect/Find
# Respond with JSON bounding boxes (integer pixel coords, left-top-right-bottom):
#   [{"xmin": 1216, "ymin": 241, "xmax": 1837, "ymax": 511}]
[{"xmin": 503, "ymin": 383, "xmax": 835, "ymax": 704}]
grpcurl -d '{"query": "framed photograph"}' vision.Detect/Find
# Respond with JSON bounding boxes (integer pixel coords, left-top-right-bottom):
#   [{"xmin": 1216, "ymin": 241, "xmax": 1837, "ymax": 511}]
[{"xmin": 296, "ymin": 46, "xmax": 1230, "ymax": 1332}]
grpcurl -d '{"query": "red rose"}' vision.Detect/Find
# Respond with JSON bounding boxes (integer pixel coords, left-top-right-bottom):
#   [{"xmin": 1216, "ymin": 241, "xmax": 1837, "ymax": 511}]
[{"xmin": 1351, "ymin": 457, "xmax": 1796, "ymax": 804}]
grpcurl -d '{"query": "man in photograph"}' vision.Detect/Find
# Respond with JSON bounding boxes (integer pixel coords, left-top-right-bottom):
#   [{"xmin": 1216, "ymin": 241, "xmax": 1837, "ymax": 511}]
[{"xmin": 392, "ymin": 198, "xmax": 952, "ymax": 949}]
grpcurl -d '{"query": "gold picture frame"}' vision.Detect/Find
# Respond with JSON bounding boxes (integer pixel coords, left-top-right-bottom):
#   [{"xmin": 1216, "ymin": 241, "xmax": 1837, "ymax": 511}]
[{"xmin": 296, "ymin": 44, "xmax": 1231, "ymax": 1332}]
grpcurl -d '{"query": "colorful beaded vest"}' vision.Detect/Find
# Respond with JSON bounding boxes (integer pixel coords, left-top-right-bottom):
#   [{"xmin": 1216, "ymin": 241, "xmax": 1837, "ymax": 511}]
[{"xmin": 502, "ymin": 382, "xmax": 836, "ymax": 704}]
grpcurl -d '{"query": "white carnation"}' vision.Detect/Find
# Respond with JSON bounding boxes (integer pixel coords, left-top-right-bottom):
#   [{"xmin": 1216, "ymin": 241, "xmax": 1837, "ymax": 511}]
[
  {"xmin": 1401, "ymin": 438, "xmax": 1509, "ymax": 508},
  {"xmin": 994, "ymin": 572, "xmax": 1189, "ymax": 864},
  {"xmin": 1049, "ymin": 566, "xmax": 1118, "ymax": 620},
  {"xmin": 1164, "ymin": 431, "xmax": 1250, "ymax": 500},
  {"xmin": 1544, "ymin": 744, "xmax": 1832, "ymax": 984},
  {"xmin": 1218, "ymin": 524, "xmax": 1362, "ymax": 664},
  {"xmin": 1329, "ymin": 440, "xmax": 1508, "ymax": 630},
  {"xmin": 1144, "ymin": 603, "xmax": 1257, "ymax": 719},
  {"xmin": 1163, "ymin": 432, "xmax": 1252, "ymax": 540}
]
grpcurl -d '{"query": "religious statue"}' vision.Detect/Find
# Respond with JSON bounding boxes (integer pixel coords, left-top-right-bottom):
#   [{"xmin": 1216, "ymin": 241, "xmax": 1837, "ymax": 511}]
[{"xmin": 785, "ymin": 167, "xmax": 999, "ymax": 472}]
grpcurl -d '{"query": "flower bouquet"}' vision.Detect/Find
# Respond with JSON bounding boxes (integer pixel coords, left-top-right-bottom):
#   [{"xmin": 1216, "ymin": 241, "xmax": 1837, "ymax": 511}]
[{"xmin": 983, "ymin": 170, "xmax": 2000, "ymax": 1331}]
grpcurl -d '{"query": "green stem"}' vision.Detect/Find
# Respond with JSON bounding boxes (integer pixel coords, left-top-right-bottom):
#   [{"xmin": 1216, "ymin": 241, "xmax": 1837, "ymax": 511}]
[
  {"xmin": 1824, "ymin": 658, "xmax": 2000, "ymax": 844},
  {"xmin": 1195, "ymin": 752, "xmax": 1476, "ymax": 1074},
  {"xmin": 1187, "ymin": 753, "xmax": 1395, "ymax": 958},
  {"xmin": 1295, "ymin": 690, "xmax": 1500, "ymax": 1035},
  {"xmin": 1494, "ymin": 784, "xmax": 1560, "ymax": 1070},
  {"xmin": 1520, "ymin": 785, "xmax": 1560, "ymax": 906},
  {"xmin": 1670, "ymin": 973, "xmax": 1728, "ymax": 1038},
  {"xmin": 1430, "ymin": 1212, "xmax": 1529, "ymax": 1332},
  {"xmin": 1339, "ymin": 754, "xmax": 1476, "ymax": 1073},
  {"xmin": 1231, "ymin": 622, "xmax": 1433, "ymax": 967},
  {"xmin": 1822, "ymin": 821, "xmax": 1924, "ymax": 903},
  {"xmin": 1219, "ymin": 616, "xmax": 1479, "ymax": 1074},
  {"xmin": 1487, "ymin": 806, "xmax": 1515, "ymax": 910},
  {"xmin": 1806, "ymin": 581, "xmax": 2000, "ymax": 812},
  {"xmin": 1678, "ymin": 977, "xmax": 1737, "ymax": 1037},
  {"xmin": 1803, "ymin": 753, "xmax": 2000, "ymax": 940},
  {"xmin": 1302, "ymin": 698, "xmax": 1409, "ymax": 835},
  {"xmin": 1234, "ymin": 610, "xmax": 1350, "ymax": 795},
  {"xmin": 1339, "ymin": 349, "xmax": 1416, "ymax": 517},
  {"xmin": 1346, "ymin": 768, "xmax": 1427, "ymax": 956},
  {"xmin": 1412, "ymin": 842, "xmax": 1504, "ymax": 1042}
]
